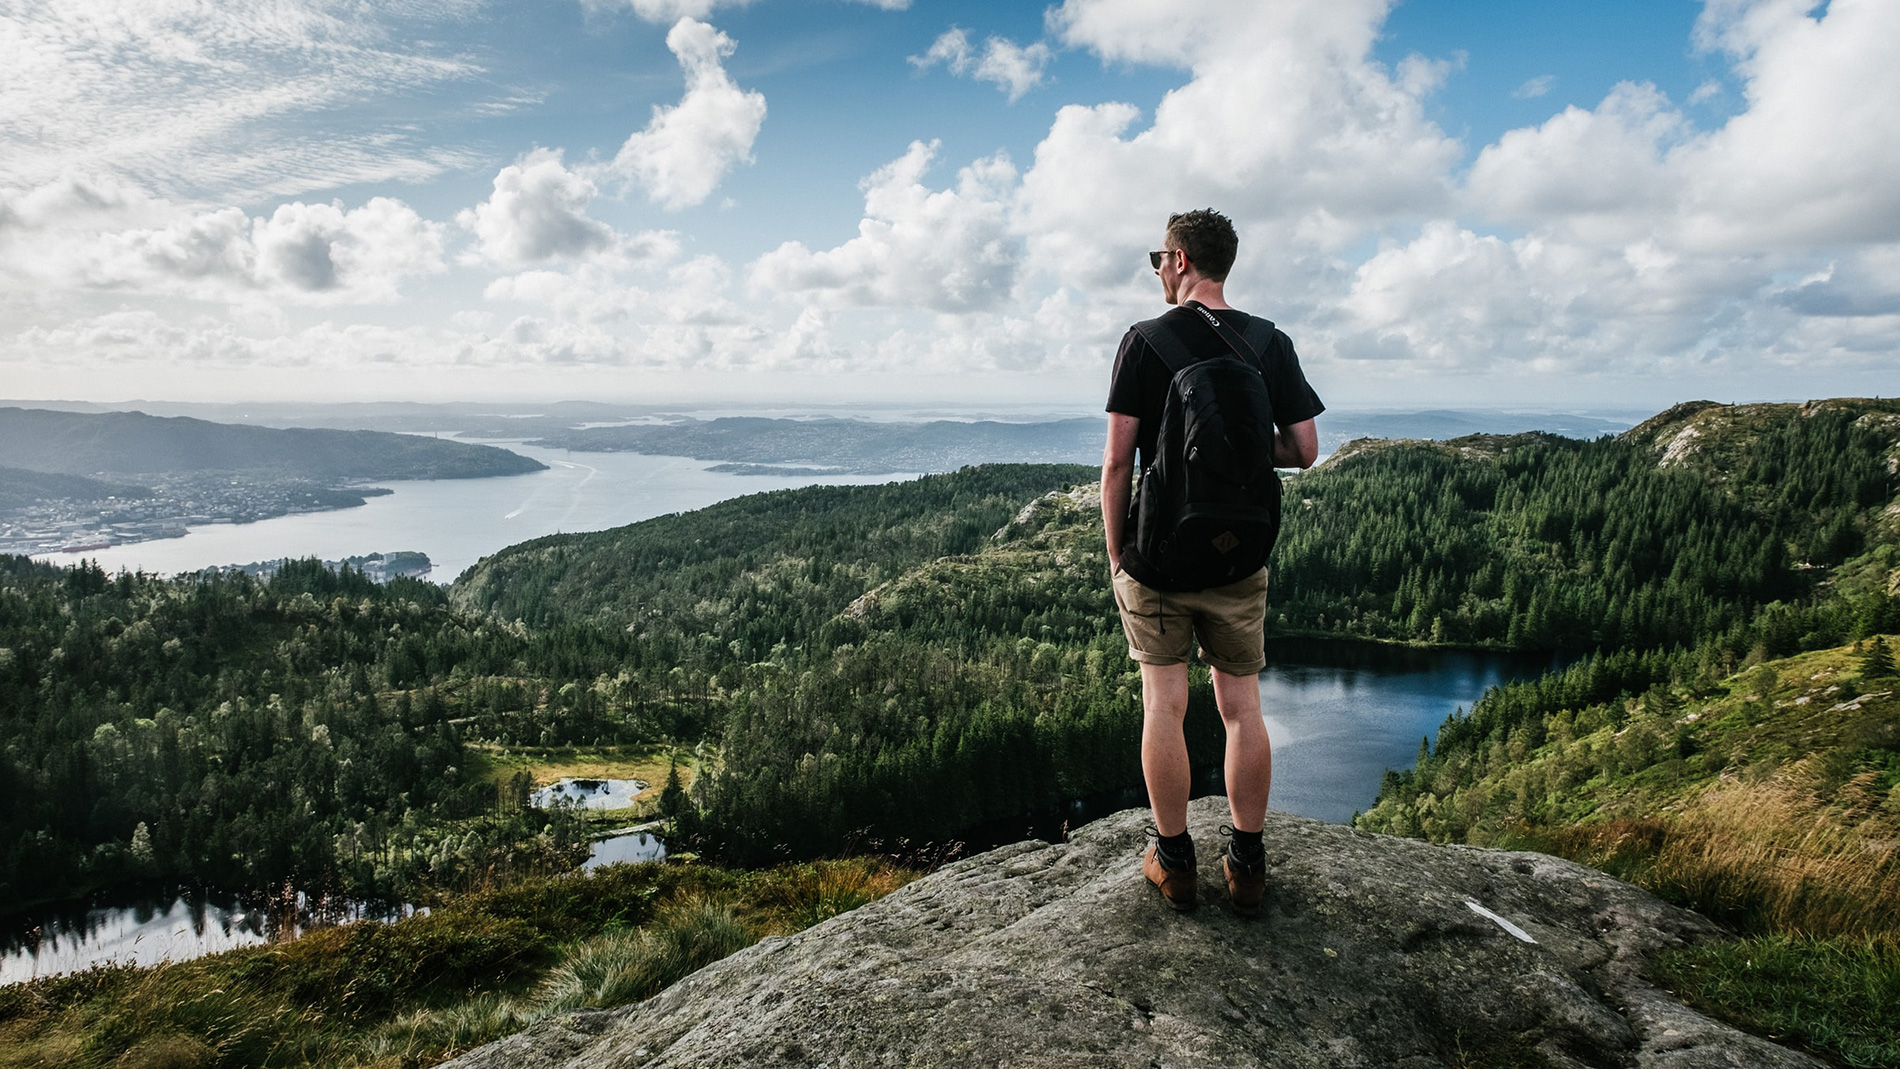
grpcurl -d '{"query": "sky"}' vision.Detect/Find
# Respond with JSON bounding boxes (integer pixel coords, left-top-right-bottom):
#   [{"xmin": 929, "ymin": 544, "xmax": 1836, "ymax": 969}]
[{"xmin": 1, "ymin": 0, "xmax": 1897, "ymax": 411}]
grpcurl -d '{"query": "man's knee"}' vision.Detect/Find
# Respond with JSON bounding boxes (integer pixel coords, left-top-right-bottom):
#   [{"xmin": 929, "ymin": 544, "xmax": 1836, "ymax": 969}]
[
  {"xmin": 1209, "ymin": 666, "xmax": 1262, "ymax": 722},
  {"xmin": 1139, "ymin": 662, "xmax": 1191, "ymax": 719}
]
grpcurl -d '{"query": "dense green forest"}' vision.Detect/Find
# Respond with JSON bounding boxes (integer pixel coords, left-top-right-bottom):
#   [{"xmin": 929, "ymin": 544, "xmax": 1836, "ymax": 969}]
[
  {"xmin": 1354, "ymin": 399, "xmax": 1900, "ymax": 838},
  {"xmin": 450, "ymin": 464, "xmax": 1097, "ymax": 655},
  {"xmin": 1273, "ymin": 400, "xmax": 1897, "ymax": 647},
  {"xmin": 0, "ymin": 556, "xmax": 619, "ymax": 908},
  {"xmin": 0, "ymin": 466, "xmax": 1093, "ymax": 909},
  {"xmin": 6, "ymin": 399, "xmax": 1898, "ymax": 907}
]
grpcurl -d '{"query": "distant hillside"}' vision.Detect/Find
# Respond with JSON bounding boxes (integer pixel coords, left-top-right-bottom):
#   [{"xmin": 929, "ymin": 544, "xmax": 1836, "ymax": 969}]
[
  {"xmin": 526, "ymin": 410, "xmax": 1636, "ymax": 474},
  {"xmin": 449, "ymin": 464, "xmax": 1096, "ymax": 635},
  {"xmin": 1280, "ymin": 398, "xmax": 1900, "ymax": 648},
  {"xmin": 0, "ymin": 466, "xmax": 150, "ymax": 511},
  {"xmin": 0, "ymin": 408, "xmax": 546, "ymax": 479},
  {"xmin": 1620, "ymin": 398, "xmax": 1900, "ymax": 525},
  {"xmin": 529, "ymin": 416, "xmax": 1103, "ymax": 473}
]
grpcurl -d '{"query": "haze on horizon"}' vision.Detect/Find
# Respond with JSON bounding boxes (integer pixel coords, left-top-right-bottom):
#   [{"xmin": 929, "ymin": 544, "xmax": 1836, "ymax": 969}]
[{"xmin": 2, "ymin": 0, "xmax": 1897, "ymax": 410}]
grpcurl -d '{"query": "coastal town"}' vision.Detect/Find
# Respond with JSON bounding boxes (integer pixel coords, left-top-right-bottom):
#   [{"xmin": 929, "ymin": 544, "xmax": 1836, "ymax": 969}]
[{"xmin": 0, "ymin": 474, "xmax": 392, "ymax": 557}]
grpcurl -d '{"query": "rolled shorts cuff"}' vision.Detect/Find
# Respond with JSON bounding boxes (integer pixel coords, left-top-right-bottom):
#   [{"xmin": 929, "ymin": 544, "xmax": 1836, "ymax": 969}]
[
  {"xmin": 1200, "ymin": 649, "xmax": 1268, "ymax": 677},
  {"xmin": 1112, "ymin": 565, "xmax": 1269, "ymax": 676}
]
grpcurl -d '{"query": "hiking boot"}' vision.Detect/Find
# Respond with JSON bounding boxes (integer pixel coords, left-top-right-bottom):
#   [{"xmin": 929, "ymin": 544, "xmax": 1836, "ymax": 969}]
[
  {"xmin": 1223, "ymin": 852, "xmax": 1266, "ymax": 916},
  {"xmin": 1143, "ymin": 844, "xmax": 1196, "ymax": 911}
]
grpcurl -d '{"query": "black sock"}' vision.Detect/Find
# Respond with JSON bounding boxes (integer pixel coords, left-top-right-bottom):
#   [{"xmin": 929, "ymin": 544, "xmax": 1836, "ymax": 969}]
[
  {"xmin": 1227, "ymin": 828, "xmax": 1264, "ymax": 868},
  {"xmin": 1157, "ymin": 830, "xmax": 1195, "ymax": 870}
]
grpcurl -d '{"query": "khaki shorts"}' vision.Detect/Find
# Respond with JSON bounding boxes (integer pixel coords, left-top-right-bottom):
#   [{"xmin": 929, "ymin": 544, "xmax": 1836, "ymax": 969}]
[{"xmin": 1111, "ymin": 565, "xmax": 1269, "ymax": 676}]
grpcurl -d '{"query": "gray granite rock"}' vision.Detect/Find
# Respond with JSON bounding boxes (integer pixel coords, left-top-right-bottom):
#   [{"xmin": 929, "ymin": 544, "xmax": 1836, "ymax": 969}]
[{"xmin": 444, "ymin": 797, "xmax": 1819, "ymax": 1069}]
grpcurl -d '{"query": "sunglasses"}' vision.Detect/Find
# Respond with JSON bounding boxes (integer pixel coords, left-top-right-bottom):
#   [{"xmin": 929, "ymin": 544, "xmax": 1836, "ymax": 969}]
[{"xmin": 1149, "ymin": 249, "xmax": 1187, "ymax": 271}]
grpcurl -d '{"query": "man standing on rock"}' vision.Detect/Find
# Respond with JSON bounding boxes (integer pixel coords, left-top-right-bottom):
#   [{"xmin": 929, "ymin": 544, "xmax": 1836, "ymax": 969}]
[{"xmin": 1101, "ymin": 209, "xmax": 1323, "ymax": 913}]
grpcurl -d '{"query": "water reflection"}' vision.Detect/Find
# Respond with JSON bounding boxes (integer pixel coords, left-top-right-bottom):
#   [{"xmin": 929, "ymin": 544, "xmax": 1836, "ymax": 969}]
[
  {"xmin": 532, "ymin": 777, "xmax": 649, "ymax": 810},
  {"xmin": 0, "ymin": 888, "xmax": 417, "ymax": 984},
  {"xmin": 1260, "ymin": 639, "xmax": 1570, "ymax": 823},
  {"xmin": 583, "ymin": 830, "xmax": 667, "ymax": 872}
]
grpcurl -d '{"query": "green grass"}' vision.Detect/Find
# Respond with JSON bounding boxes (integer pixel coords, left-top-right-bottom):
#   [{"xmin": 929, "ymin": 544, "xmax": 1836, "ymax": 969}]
[
  {"xmin": 0, "ymin": 858, "xmax": 914, "ymax": 1069},
  {"xmin": 1651, "ymin": 935, "xmax": 1900, "ymax": 1068}
]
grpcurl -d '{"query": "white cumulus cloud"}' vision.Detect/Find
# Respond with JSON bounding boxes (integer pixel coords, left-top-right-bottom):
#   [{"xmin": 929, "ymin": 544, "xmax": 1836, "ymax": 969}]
[
  {"xmin": 911, "ymin": 28, "xmax": 1053, "ymax": 102},
  {"xmin": 750, "ymin": 140, "xmax": 1021, "ymax": 313},
  {"xmin": 1018, "ymin": 0, "xmax": 1461, "ymax": 289},
  {"xmin": 608, "ymin": 18, "xmax": 767, "ymax": 211},
  {"xmin": 253, "ymin": 198, "xmax": 446, "ymax": 298},
  {"xmin": 459, "ymin": 149, "xmax": 617, "ymax": 265},
  {"xmin": 1467, "ymin": 82, "xmax": 1690, "ymax": 240},
  {"xmin": 3, "ymin": 185, "xmax": 444, "ymax": 303}
]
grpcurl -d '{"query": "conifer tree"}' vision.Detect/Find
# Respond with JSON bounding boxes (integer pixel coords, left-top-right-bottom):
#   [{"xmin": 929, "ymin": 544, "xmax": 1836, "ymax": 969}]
[
  {"xmin": 1861, "ymin": 636, "xmax": 1896, "ymax": 679},
  {"xmin": 659, "ymin": 757, "xmax": 688, "ymax": 826}
]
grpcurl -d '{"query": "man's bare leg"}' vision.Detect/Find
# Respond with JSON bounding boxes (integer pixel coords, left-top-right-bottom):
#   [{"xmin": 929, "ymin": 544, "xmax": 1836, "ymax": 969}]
[
  {"xmin": 1139, "ymin": 662, "xmax": 1192, "ymax": 836},
  {"xmin": 1212, "ymin": 667, "xmax": 1271, "ymax": 833}
]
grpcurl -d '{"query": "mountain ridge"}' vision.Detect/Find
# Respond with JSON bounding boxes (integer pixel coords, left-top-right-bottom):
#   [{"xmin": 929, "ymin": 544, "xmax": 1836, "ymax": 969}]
[{"xmin": 0, "ymin": 407, "xmax": 546, "ymax": 479}]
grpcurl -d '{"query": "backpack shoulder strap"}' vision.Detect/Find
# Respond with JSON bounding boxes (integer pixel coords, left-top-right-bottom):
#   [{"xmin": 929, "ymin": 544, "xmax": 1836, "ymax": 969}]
[
  {"xmin": 1185, "ymin": 301, "xmax": 1275, "ymax": 372},
  {"xmin": 1239, "ymin": 316, "xmax": 1276, "ymax": 364},
  {"xmin": 1131, "ymin": 316, "xmax": 1198, "ymax": 376}
]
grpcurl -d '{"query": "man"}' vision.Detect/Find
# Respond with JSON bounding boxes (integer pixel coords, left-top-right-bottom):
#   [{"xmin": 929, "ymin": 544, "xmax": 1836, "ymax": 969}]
[{"xmin": 1101, "ymin": 208, "xmax": 1323, "ymax": 913}]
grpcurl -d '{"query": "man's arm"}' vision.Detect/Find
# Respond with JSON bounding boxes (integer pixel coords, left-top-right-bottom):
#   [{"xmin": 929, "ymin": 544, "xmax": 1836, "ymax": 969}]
[
  {"xmin": 1272, "ymin": 418, "xmax": 1319, "ymax": 469},
  {"xmin": 1101, "ymin": 413, "xmax": 1140, "ymax": 572}
]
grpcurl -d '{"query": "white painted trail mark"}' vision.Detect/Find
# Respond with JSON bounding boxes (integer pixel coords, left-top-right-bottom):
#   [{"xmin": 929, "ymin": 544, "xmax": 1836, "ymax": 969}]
[{"xmin": 1465, "ymin": 899, "xmax": 1538, "ymax": 944}]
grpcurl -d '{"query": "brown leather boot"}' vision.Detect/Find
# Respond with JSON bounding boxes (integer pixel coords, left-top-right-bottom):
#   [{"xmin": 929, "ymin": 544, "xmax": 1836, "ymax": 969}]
[
  {"xmin": 1223, "ymin": 853, "xmax": 1266, "ymax": 916},
  {"xmin": 1143, "ymin": 844, "xmax": 1196, "ymax": 911}
]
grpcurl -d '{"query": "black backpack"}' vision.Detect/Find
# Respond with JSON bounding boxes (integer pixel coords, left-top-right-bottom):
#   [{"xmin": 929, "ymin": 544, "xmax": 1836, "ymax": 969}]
[{"xmin": 1123, "ymin": 302, "xmax": 1283, "ymax": 592}]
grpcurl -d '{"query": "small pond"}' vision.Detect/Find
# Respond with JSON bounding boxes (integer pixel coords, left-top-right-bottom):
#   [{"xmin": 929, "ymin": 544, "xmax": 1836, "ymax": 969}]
[
  {"xmin": 0, "ymin": 889, "xmax": 417, "ymax": 985},
  {"xmin": 583, "ymin": 829, "xmax": 668, "ymax": 872},
  {"xmin": 0, "ymin": 825, "xmax": 663, "ymax": 983},
  {"xmin": 532, "ymin": 777, "xmax": 650, "ymax": 810}
]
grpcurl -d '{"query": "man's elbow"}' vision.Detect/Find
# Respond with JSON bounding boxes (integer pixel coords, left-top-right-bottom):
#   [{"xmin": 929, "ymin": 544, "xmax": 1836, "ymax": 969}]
[{"xmin": 1280, "ymin": 422, "xmax": 1319, "ymax": 469}]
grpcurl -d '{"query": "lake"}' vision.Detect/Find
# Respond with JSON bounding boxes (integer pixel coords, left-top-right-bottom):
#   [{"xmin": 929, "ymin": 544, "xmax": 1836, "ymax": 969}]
[
  {"xmin": 0, "ymin": 640, "xmax": 1560, "ymax": 982},
  {"xmin": 38, "ymin": 441, "xmax": 921, "ymax": 582},
  {"xmin": 1258, "ymin": 639, "xmax": 1567, "ymax": 824}
]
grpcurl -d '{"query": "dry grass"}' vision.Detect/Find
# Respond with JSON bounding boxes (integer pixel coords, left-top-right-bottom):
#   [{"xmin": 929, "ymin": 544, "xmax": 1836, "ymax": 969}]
[
  {"xmin": 740, "ymin": 857, "xmax": 918, "ymax": 934},
  {"xmin": 1524, "ymin": 769, "xmax": 1900, "ymax": 940}
]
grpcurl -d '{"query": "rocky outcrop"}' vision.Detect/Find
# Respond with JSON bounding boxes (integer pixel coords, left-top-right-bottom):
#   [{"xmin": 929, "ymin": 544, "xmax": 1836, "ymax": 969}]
[{"xmin": 445, "ymin": 798, "xmax": 1819, "ymax": 1069}]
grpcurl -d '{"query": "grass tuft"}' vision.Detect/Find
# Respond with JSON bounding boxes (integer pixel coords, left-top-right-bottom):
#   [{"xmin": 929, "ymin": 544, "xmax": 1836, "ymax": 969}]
[
  {"xmin": 1651, "ymin": 934, "xmax": 1900, "ymax": 1067},
  {"xmin": 539, "ymin": 900, "xmax": 752, "ymax": 1015}
]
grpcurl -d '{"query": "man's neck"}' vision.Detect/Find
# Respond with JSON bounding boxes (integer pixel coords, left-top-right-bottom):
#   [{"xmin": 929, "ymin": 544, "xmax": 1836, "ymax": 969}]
[{"xmin": 1173, "ymin": 277, "xmax": 1230, "ymax": 310}]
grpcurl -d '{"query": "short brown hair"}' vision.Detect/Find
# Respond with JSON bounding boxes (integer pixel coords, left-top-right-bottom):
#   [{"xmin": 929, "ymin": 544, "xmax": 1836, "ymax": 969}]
[{"xmin": 1165, "ymin": 209, "xmax": 1238, "ymax": 282}]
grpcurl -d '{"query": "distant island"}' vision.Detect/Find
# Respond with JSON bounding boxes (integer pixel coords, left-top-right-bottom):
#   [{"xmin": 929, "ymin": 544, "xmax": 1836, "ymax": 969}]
[
  {"xmin": 529, "ymin": 410, "xmax": 1635, "ymax": 474},
  {"xmin": 0, "ymin": 408, "xmax": 544, "ymax": 556}
]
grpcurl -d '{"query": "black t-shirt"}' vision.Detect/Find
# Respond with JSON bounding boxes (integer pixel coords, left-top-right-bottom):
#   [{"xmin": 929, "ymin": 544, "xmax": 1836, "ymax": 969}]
[{"xmin": 1105, "ymin": 306, "xmax": 1325, "ymax": 467}]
